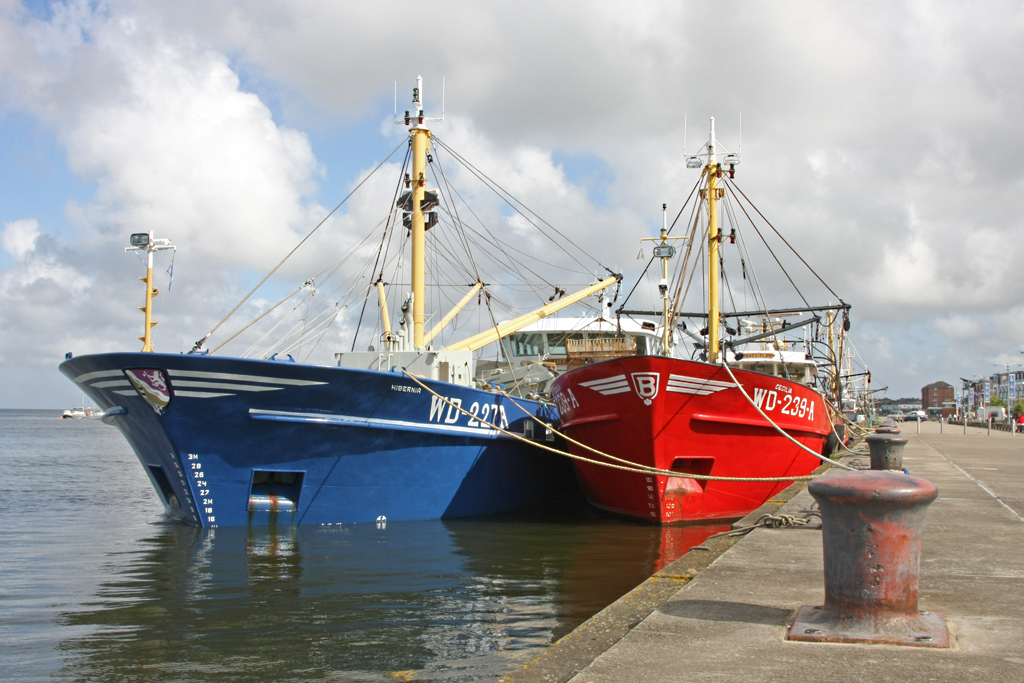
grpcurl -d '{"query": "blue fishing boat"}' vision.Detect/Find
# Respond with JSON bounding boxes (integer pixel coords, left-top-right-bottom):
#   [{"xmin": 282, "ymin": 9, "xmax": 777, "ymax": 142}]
[{"xmin": 59, "ymin": 78, "xmax": 619, "ymax": 527}]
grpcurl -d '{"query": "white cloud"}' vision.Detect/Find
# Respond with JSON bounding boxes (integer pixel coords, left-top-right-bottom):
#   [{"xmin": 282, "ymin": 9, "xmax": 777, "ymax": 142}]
[
  {"xmin": 3, "ymin": 0, "xmax": 1024, "ymax": 404},
  {"xmin": 934, "ymin": 314, "xmax": 978, "ymax": 342},
  {"xmin": 0, "ymin": 2, "xmax": 339, "ymax": 405},
  {"xmin": 2, "ymin": 218, "xmax": 40, "ymax": 259}
]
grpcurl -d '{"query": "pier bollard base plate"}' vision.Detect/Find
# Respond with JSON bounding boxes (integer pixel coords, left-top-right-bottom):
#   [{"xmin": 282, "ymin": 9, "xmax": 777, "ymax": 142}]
[{"xmin": 786, "ymin": 605, "xmax": 949, "ymax": 647}]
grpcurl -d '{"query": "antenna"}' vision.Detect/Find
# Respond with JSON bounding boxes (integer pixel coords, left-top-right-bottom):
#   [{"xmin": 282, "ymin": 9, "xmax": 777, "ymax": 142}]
[
  {"xmin": 683, "ymin": 114, "xmax": 687, "ymax": 156},
  {"xmin": 739, "ymin": 111, "xmax": 742, "ymax": 155},
  {"xmin": 395, "ymin": 77, "xmax": 446, "ymax": 126}
]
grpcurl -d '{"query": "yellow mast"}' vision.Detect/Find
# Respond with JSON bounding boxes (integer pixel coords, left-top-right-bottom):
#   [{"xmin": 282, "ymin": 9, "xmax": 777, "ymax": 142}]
[
  {"xmin": 395, "ymin": 76, "xmax": 620, "ymax": 356},
  {"xmin": 140, "ymin": 262, "xmax": 157, "ymax": 351},
  {"xmin": 661, "ymin": 228, "xmax": 671, "ymax": 352},
  {"xmin": 410, "ymin": 120, "xmax": 430, "ymax": 348},
  {"xmin": 126, "ymin": 231, "xmax": 175, "ymax": 352},
  {"xmin": 706, "ymin": 118, "xmax": 721, "ymax": 362}
]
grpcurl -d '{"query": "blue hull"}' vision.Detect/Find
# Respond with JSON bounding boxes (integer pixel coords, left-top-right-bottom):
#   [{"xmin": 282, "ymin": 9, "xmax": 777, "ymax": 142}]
[{"xmin": 59, "ymin": 354, "xmax": 579, "ymax": 527}]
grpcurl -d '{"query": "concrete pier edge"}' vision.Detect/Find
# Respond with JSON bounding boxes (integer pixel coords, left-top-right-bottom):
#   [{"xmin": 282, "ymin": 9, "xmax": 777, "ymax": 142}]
[{"xmin": 499, "ymin": 461, "xmax": 833, "ymax": 683}]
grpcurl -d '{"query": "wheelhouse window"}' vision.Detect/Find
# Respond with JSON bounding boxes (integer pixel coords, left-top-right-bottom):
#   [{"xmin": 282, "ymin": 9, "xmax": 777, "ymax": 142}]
[
  {"xmin": 508, "ymin": 332, "xmax": 545, "ymax": 357},
  {"xmin": 547, "ymin": 332, "xmax": 580, "ymax": 357}
]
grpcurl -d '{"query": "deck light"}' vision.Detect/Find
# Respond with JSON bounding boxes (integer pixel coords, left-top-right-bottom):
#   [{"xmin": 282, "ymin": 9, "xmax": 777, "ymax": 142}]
[
  {"xmin": 685, "ymin": 156, "xmax": 702, "ymax": 169},
  {"xmin": 130, "ymin": 233, "xmax": 150, "ymax": 247}
]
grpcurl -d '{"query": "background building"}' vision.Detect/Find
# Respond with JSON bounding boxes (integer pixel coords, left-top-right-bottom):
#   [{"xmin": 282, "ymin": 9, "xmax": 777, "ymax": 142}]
[
  {"xmin": 989, "ymin": 371, "xmax": 1024, "ymax": 406},
  {"xmin": 922, "ymin": 381, "xmax": 954, "ymax": 418}
]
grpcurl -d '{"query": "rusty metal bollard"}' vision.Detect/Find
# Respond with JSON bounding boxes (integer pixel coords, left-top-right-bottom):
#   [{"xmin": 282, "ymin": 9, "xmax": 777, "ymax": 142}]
[
  {"xmin": 865, "ymin": 433, "xmax": 908, "ymax": 470},
  {"xmin": 787, "ymin": 470, "xmax": 948, "ymax": 647},
  {"xmin": 874, "ymin": 425, "xmax": 901, "ymax": 434}
]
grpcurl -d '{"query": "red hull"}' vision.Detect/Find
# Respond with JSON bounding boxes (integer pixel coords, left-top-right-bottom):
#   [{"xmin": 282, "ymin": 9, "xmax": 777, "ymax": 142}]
[{"xmin": 551, "ymin": 357, "xmax": 831, "ymax": 523}]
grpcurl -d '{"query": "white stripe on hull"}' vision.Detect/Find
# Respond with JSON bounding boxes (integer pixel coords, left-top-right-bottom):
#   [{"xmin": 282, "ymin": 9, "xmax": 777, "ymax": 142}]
[
  {"xmin": 249, "ymin": 408, "xmax": 503, "ymax": 438},
  {"xmin": 168, "ymin": 369, "xmax": 326, "ymax": 386}
]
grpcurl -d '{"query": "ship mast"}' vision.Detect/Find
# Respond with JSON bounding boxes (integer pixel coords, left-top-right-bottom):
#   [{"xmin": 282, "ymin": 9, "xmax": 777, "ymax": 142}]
[
  {"xmin": 684, "ymin": 117, "xmax": 738, "ymax": 363},
  {"xmin": 126, "ymin": 231, "xmax": 175, "ymax": 352},
  {"xmin": 707, "ymin": 118, "xmax": 721, "ymax": 361},
  {"xmin": 408, "ymin": 77, "xmax": 432, "ymax": 348},
  {"xmin": 393, "ymin": 76, "xmax": 620, "ymax": 354}
]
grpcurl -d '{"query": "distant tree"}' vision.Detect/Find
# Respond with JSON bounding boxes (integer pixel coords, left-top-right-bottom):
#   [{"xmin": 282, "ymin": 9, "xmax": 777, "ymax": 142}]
[
  {"xmin": 990, "ymin": 396, "xmax": 1007, "ymax": 408},
  {"xmin": 1014, "ymin": 400, "xmax": 1024, "ymax": 419}
]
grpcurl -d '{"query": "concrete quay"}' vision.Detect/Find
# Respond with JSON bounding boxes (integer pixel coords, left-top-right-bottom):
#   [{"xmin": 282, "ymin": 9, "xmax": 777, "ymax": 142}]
[{"xmin": 504, "ymin": 420, "xmax": 1024, "ymax": 683}]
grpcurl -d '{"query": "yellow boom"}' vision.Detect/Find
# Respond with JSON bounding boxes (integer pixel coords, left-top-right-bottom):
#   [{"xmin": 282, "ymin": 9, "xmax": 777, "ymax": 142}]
[
  {"xmin": 423, "ymin": 281, "xmax": 483, "ymax": 346},
  {"xmin": 445, "ymin": 275, "xmax": 619, "ymax": 352}
]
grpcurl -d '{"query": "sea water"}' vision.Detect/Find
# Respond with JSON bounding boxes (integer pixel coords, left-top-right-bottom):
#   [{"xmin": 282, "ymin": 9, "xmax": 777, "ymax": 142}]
[{"xmin": 0, "ymin": 410, "xmax": 726, "ymax": 682}]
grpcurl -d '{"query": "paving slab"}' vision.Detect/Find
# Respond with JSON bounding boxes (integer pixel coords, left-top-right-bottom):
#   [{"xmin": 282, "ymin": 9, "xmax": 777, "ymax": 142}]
[{"xmin": 506, "ymin": 421, "xmax": 1024, "ymax": 683}]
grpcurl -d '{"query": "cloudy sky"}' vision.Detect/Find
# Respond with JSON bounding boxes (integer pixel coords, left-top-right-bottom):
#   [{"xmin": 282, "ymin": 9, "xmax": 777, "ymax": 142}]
[{"xmin": 2, "ymin": 0, "xmax": 1023, "ymax": 408}]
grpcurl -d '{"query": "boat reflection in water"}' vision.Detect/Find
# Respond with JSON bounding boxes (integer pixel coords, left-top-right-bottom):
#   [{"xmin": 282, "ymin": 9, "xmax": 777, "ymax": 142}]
[{"xmin": 54, "ymin": 515, "xmax": 729, "ymax": 681}]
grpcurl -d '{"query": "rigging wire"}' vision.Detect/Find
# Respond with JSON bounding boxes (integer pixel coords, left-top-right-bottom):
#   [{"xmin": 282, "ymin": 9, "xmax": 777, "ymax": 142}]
[
  {"xmin": 214, "ymin": 215, "xmax": 386, "ymax": 355},
  {"xmin": 726, "ymin": 177, "xmax": 844, "ymax": 303},
  {"xmin": 617, "ymin": 171, "xmax": 704, "ymax": 309},
  {"xmin": 433, "ymin": 137, "xmax": 616, "ymax": 278},
  {"xmin": 196, "ymin": 138, "xmax": 408, "ymax": 355},
  {"xmin": 724, "ymin": 180, "xmax": 810, "ymax": 308},
  {"xmin": 665, "ymin": 190, "xmax": 705, "ymax": 327},
  {"xmin": 430, "ymin": 147, "xmax": 482, "ymax": 285},
  {"xmin": 351, "ymin": 142, "xmax": 413, "ymax": 351},
  {"xmin": 439, "ymin": 180, "xmax": 565, "ymax": 300}
]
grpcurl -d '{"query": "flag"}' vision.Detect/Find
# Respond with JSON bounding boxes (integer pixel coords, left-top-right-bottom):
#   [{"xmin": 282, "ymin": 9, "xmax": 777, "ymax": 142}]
[{"xmin": 166, "ymin": 259, "xmax": 174, "ymax": 291}]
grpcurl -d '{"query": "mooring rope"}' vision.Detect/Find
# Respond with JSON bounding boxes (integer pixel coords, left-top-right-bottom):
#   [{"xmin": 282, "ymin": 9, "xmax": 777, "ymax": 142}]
[
  {"xmin": 719, "ymin": 361, "xmax": 856, "ymax": 471},
  {"xmin": 692, "ymin": 510, "xmax": 823, "ymax": 549},
  {"xmin": 400, "ymin": 370, "xmax": 826, "ymax": 483}
]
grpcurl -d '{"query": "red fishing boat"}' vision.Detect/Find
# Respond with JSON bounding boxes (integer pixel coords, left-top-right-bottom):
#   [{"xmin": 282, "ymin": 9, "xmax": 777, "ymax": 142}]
[{"xmin": 550, "ymin": 118, "xmax": 848, "ymax": 523}]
